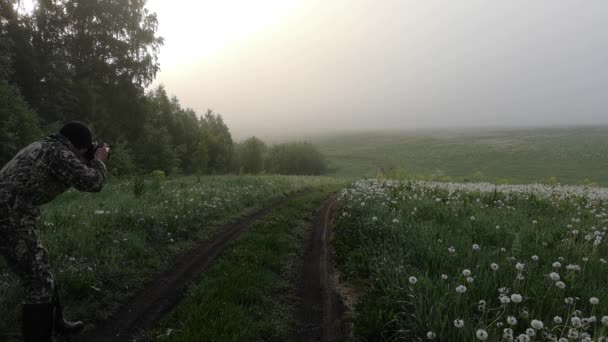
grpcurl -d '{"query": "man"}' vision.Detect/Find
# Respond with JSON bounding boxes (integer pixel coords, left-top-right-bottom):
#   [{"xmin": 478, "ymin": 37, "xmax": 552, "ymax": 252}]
[{"xmin": 0, "ymin": 121, "xmax": 109, "ymax": 342}]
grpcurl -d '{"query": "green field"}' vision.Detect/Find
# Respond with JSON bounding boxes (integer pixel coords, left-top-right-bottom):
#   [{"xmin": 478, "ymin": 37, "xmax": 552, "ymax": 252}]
[
  {"xmin": 315, "ymin": 126, "xmax": 608, "ymax": 185},
  {"xmin": 334, "ymin": 179, "xmax": 608, "ymax": 341}
]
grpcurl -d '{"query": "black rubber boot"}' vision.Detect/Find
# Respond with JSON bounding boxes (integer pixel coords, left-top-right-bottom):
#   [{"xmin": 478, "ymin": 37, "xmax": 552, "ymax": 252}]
[
  {"xmin": 53, "ymin": 287, "xmax": 84, "ymax": 335},
  {"xmin": 22, "ymin": 303, "xmax": 55, "ymax": 342}
]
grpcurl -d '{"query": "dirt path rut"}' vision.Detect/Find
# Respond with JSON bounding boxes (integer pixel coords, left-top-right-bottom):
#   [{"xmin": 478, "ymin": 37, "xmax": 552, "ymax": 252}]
[{"xmin": 296, "ymin": 196, "xmax": 347, "ymax": 342}]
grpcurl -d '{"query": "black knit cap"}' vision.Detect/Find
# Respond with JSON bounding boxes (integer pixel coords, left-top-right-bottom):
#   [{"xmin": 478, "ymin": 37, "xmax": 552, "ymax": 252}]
[{"xmin": 59, "ymin": 121, "xmax": 93, "ymax": 149}]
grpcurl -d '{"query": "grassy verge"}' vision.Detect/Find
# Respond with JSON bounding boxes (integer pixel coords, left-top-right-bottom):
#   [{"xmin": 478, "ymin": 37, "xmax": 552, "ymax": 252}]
[
  {"xmin": 0, "ymin": 175, "xmax": 338, "ymax": 341},
  {"xmin": 334, "ymin": 179, "xmax": 608, "ymax": 341},
  {"xmin": 149, "ymin": 184, "xmax": 343, "ymax": 341}
]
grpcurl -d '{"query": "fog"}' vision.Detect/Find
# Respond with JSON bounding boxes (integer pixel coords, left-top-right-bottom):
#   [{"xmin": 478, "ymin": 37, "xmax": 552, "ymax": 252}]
[{"xmin": 146, "ymin": 0, "xmax": 608, "ymax": 140}]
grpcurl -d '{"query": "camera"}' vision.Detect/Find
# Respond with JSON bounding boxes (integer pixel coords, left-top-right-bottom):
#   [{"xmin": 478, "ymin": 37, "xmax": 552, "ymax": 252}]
[{"xmin": 84, "ymin": 142, "xmax": 111, "ymax": 160}]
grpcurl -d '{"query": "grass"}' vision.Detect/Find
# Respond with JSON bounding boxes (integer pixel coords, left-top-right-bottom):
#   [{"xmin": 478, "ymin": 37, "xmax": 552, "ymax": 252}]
[
  {"xmin": 0, "ymin": 175, "xmax": 339, "ymax": 341},
  {"xmin": 149, "ymin": 184, "xmax": 342, "ymax": 341},
  {"xmin": 315, "ymin": 126, "xmax": 608, "ymax": 185},
  {"xmin": 333, "ymin": 179, "xmax": 608, "ymax": 341}
]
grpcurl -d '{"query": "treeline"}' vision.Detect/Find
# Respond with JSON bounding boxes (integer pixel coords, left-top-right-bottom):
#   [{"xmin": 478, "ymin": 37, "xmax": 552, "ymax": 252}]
[{"xmin": 0, "ymin": 0, "xmax": 325, "ymax": 176}]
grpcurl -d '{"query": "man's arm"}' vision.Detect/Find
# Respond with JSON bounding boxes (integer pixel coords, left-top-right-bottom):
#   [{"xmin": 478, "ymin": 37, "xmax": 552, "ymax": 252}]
[{"xmin": 50, "ymin": 147, "xmax": 107, "ymax": 192}]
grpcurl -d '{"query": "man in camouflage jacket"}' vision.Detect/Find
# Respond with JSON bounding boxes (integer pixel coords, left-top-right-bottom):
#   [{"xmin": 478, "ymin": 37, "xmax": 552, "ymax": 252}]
[{"xmin": 0, "ymin": 121, "xmax": 109, "ymax": 342}]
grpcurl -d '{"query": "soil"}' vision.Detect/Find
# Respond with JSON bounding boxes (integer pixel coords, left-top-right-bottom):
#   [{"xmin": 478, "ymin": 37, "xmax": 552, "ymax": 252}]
[
  {"xmin": 295, "ymin": 196, "xmax": 348, "ymax": 342},
  {"xmin": 75, "ymin": 190, "xmax": 310, "ymax": 342}
]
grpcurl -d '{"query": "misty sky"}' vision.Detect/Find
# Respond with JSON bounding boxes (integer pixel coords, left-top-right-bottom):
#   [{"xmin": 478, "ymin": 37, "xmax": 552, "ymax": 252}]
[{"xmin": 145, "ymin": 0, "xmax": 608, "ymax": 140}]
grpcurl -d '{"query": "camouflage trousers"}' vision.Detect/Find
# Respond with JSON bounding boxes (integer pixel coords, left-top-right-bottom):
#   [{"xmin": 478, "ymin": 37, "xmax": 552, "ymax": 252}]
[{"xmin": 0, "ymin": 208, "xmax": 55, "ymax": 304}]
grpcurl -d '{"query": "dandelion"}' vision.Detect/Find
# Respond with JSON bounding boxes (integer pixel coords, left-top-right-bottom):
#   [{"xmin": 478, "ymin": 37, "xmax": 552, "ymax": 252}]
[
  {"xmin": 549, "ymin": 272, "xmax": 560, "ymax": 281},
  {"xmin": 441, "ymin": 274, "xmax": 448, "ymax": 280},
  {"xmin": 568, "ymin": 329, "xmax": 579, "ymax": 339},
  {"xmin": 590, "ymin": 297, "xmax": 599, "ymax": 305},
  {"xmin": 426, "ymin": 331, "xmax": 436, "ymax": 340},
  {"xmin": 500, "ymin": 248, "xmax": 506, "ymax": 252},
  {"xmin": 554, "ymin": 316, "xmax": 563, "ymax": 324},
  {"xmin": 552, "ymin": 261, "xmax": 562, "ymax": 268},
  {"xmin": 525, "ymin": 328, "xmax": 536, "ymax": 337},
  {"xmin": 582, "ymin": 257, "xmax": 589, "ymax": 262},
  {"xmin": 601, "ymin": 316, "xmax": 608, "ymax": 326},
  {"xmin": 491, "ymin": 263, "xmax": 499, "ymax": 271},
  {"xmin": 476, "ymin": 329, "xmax": 488, "ymax": 340},
  {"xmin": 500, "ymin": 295, "xmax": 511, "ymax": 304},
  {"xmin": 472, "ymin": 244, "xmax": 480, "ymax": 251},
  {"xmin": 467, "ymin": 277, "xmax": 474, "ymax": 283},
  {"xmin": 462, "ymin": 269, "xmax": 471, "ymax": 277},
  {"xmin": 516, "ymin": 262, "xmax": 525, "ymax": 271},
  {"xmin": 409, "ymin": 276, "xmax": 418, "ymax": 285},
  {"xmin": 565, "ymin": 297, "xmax": 574, "ymax": 305},
  {"xmin": 372, "ymin": 216, "xmax": 378, "ymax": 222},
  {"xmin": 507, "ymin": 316, "xmax": 517, "ymax": 325},
  {"xmin": 453, "ymin": 319, "xmax": 464, "ymax": 328},
  {"xmin": 517, "ymin": 334, "xmax": 530, "ymax": 342},
  {"xmin": 392, "ymin": 218, "xmax": 399, "ymax": 224},
  {"xmin": 95, "ymin": 210, "xmax": 105, "ymax": 215},
  {"xmin": 511, "ymin": 294, "xmax": 523, "ymax": 303},
  {"xmin": 531, "ymin": 255, "xmax": 539, "ymax": 262},
  {"xmin": 571, "ymin": 317, "xmax": 582, "ymax": 327},
  {"xmin": 456, "ymin": 285, "xmax": 467, "ymax": 294},
  {"xmin": 470, "ymin": 216, "xmax": 476, "ymax": 221},
  {"xmin": 532, "ymin": 220, "xmax": 538, "ymax": 224},
  {"xmin": 531, "ymin": 320, "xmax": 544, "ymax": 330},
  {"xmin": 448, "ymin": 246, "xmax": 456, "ymax": 253},
  {"xmin": 555, "ymin": 281, "xmax": 566, "ymax": 289}
]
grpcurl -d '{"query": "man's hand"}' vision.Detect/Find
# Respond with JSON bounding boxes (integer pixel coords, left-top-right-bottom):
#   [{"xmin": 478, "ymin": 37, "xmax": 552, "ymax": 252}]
[{"xmin": 94, "ymin": 144, "xmax": 110, "ymax": 162}]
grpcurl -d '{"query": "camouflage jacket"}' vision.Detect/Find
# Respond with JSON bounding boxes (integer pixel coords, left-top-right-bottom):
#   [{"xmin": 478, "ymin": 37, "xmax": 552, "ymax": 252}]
[{"xmin": 0, "ymin": 133, "xmax": 106, "ymax": 218}]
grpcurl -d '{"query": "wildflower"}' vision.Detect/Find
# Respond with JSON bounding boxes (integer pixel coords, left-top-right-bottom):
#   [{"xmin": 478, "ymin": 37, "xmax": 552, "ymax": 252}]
[
  {"xmin": 511, "ymin": 294, "xmax": 523, "ymax": 303},
  {"xmin": 549, "ymin": 272, "xmax": 560, "ymax": 281},
  {"xmin": 491, "ymin": 263, "xmax": 499, "ymax": 271},
  {"xmin": 517, "ymin": 334, "xmax": 530, "ymax": 342},
  {"xmin": 500, "ymin": 248, "xmax": 506, "ymax": 252},
  {"xmin": 462, "ymin": 269, "xmax": 471, "ymax": 277},
  {"xmin": 531, "ymin": 255, "xmax": 539, "ymax": 262},
  {"xmin": 507, "ymin": 316, "xmax": 517, "ymax": 325},
  {"xmin": 453, "ymin": 319, "xmax": 464, "ymax": 328},
  {"xmin": 532, "ymin": 220, "xmax": 538, "ymax": 224},
  {"xmin": 472, "ymin": 244, "xmax": 480, "ymax": 251},
  {"xmin": 409, "ymin": 276, "xmax": 418, "ymax": 285},
  {"xmin": 568, "ymin": 329, "xmax": 579, "ymax": 339},
  {"xmin": 426, "ymin": 331, "xmax": 436, "ymax": 340},
  {"xmin": 525, "ymin": 328, "xmax": 536, "ymax": 337},
  {"xmin": 470, "ymin": 216, "xmax": 476, "ymax": 221},
  {"xmin": 500, "ymin": 295, "xmax": 511, "ymax": 304},
  {"xmin": 554, "ymin": 316, "xmax": 562, "ymax": 324},
  {"xmin": 441, "ymin": 274, "xmax": 448, "ymax": 280},
  {"xmin": 516, "ymin": 262, "xmax": 525, "ymax": 271},
  {"xmin": 448, "ymin": 246, "xmax": 456, "ymax": 253},
  {"xmin": 555, "ymin": 281, "xmax": 566, "ymax": 289},
  {"xmin": 565, "ymin": 297, "xmax": 574, "ymax": 305},
  {"xmin": 467, "ymin": 277, "xmax": 474, "ymax": 284},
  {"xmin": 552, "ymin": 261, "xmax": 562, "ymax": 268},
  {"xmin": 476, "ymin": 329, "xmax": 488, "ymax": 340},
  {"xmin": 503, "ymin": 328, "xmax": 513, "ymax": 339},
  {"xmin": 95, "ymin": 210, "xmax": 105, "ymax": 215},
  {"xmin": 582, "ymin": 257, "xmax": 589, "ymax": 262},
  {"xmin": 602, "ymin": 316, "xmax": 608, "ymax": 326},
  {"xmin": 590, "ymin": 297, "xmax": 599, "ymax": 305},
  {"xmin": 571, "ymin": 317, "xmax": 582, "ymax": 327},
  {"xmin": 531, "ymin": 320, "xmax": 544, "ymax": 330},
  {"xmin": 372, "ymin": 216, "xmax": 378, "ymax": 222},
  {"xmin": 392, "ymin": 218, "xmax": 399, "ymax": 224},
  {"xmin": 456, "ymin": 285, "xmax": 467, "ymax": 294}
]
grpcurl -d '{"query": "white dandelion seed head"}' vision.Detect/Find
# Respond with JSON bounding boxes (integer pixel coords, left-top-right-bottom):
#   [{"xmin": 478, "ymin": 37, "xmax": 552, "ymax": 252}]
[
  {"xmin": 409, "ymin": 276, "xmax": 418, "ymax": 285},
  {"xmin": 441, "ymin": 274, "xmax": 448, "ymax": 280},
  {"xmin": 601, "ymin": 316, "xmax": 608, "ymax": 326},
  {"xmin": 555, "ymin": 281, "xmax": 566, "ymax": 289},
  {"xmin": 472, "ymin": 244, "xmax": 480, "ymax": 251},
  {"xmin": 517, "ymin": 334, "xmax": 531, "ymax": 342},
  {"xmin": 511, "ymin": 294, "xmax": 523, "ymax": 303},
  {"xmin": 552, "ymin": 261, "xmax": 562, "ymax": 268},
  {"xmin": 467, "ymin": 276, "xmax": 475, "ymax": 283},
  {"xmin": 491, "ymin": 263, "xmax": 499, "ymax": 271},
  {"xmin": 500, "ymin": 295, "xmax": 511, "ymax": 304},
  {"xmin": 525, "ymin": 328, "xmax": 536, "ymax": 337},
  {"xmin": 462, "ymin": 269, "xmax": 471, "ymax": 277},
  {"xmin": 590, "ymin": 297, "xmax": 599, "ymax": 305},
  {"xmin": 549, "ymin": 272, "xmax": 560, "ymax": 281},
  {"xmin": 476, "ymin": 329, "xmax": 488, "ymax": 340},
  {"xmin": 456, "ymin": 285, "xmax": 467, "ymax": 294},
  {"xmin": 531, "ymin": 320, "xmax": 544, "ymax": 330},
  {"xmin": 531, "ymin": 255, "xmax": 539, "ymax": 262},
  {"xmin": 453, "ymin": 319, "xmax": 464, "ymax": 328},
  {"xmin": 507, "ymin": 316, "xmax": 517, "ymax": 325},
  {"xmin": 516, "ymin": 262, "xmax": 525, "ymax": 271},
  {"xmin": 554, "ymin": 316, "xmax": 563, "ymax": 324},
  {"xmin": 426, "ymin": 331, "xmax": 436, "ymax": 340}
]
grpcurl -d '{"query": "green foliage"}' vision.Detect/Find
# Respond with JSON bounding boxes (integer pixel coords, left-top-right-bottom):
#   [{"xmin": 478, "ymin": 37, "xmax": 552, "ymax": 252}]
[
  {"xmin": 266, "ymin": 142, "xmax": 327, "ymax": 175},
  {"xmin": 132, "ymin": 176, "xmax": 146, "ymax": 198},
  {"xmin": 0, "ymin": 83, "xmax": 42, "ymax": 167},
  {"xmin": 105, "ymin": 142, "xmax": 136, "ymax": 176},
  {"xmin": 233, "ymin": 136, "xmax": 266, "ymax": 174}
]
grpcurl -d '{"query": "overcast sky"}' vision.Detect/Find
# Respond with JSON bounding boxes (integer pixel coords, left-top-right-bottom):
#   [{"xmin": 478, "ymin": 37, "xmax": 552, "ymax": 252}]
[{"xmin": 145, "ymin": 0, "xmax": 608, "ymax": 140}]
